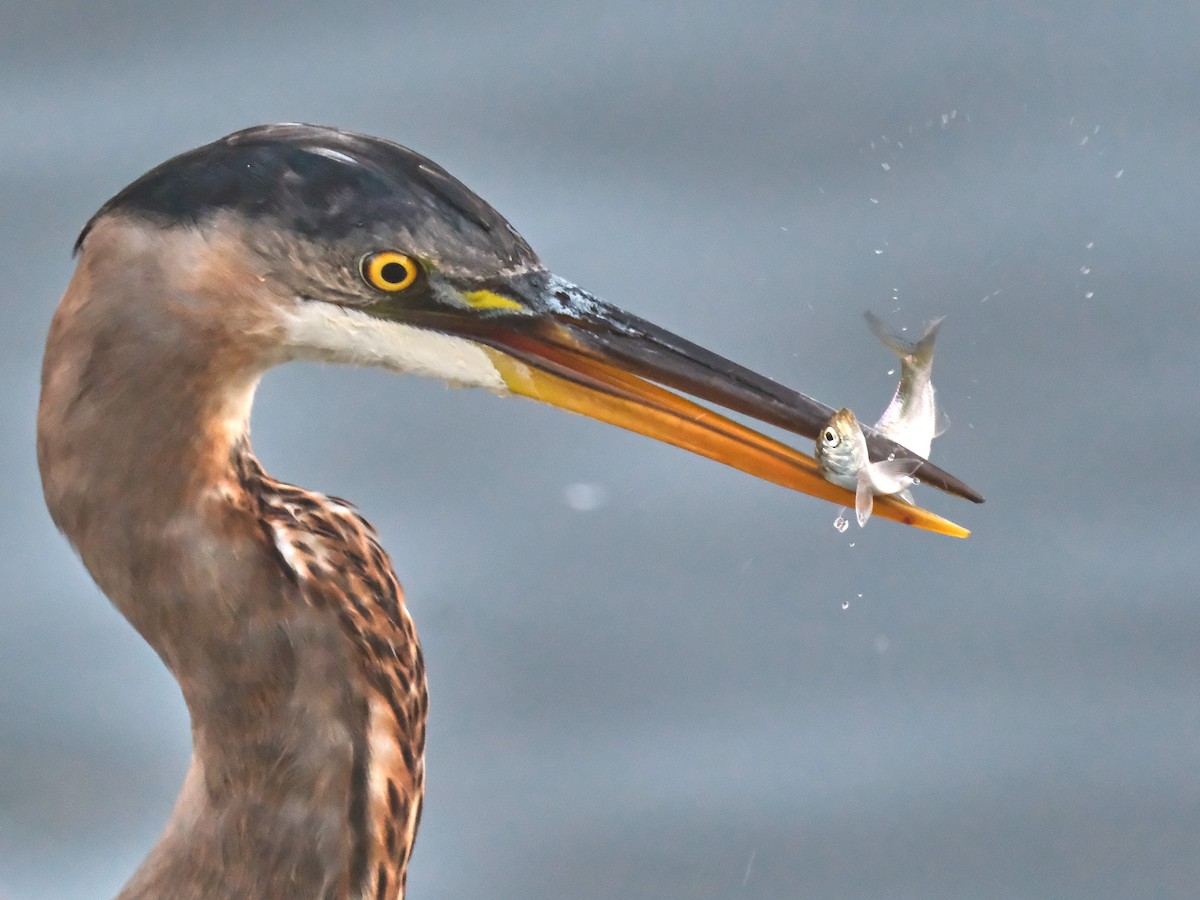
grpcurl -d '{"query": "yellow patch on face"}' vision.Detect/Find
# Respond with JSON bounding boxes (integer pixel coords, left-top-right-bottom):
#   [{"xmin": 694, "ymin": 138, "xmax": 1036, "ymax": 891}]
[{"xmin": 463, "ymin": 289, "xmax": 524, "ymax": 312}]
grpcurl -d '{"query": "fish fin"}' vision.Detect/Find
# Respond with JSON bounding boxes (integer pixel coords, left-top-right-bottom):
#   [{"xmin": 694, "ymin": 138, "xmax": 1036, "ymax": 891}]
[
  {"xmin": 934, "ymin": 402, "xmax": 950, "ymax": 438},
  {"xmin": 855, "ymin": 477, "xmax": 874, "ymax": 527},
  {"xmin": 897, "ymin": 488, "xmax": 915, "ymax": 505},
  {"xmin": 864, "ymin": 458, "xmax": 923, "ymax": 496},
  {"xmin": 865, "ymin": 311, "xmax": 944, "ymax": 368}
]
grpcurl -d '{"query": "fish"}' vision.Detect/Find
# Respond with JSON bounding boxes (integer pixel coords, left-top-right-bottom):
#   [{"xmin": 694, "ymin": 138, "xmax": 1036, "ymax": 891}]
[
  {"xmin": 814, "ymin": 314, "xmax": 945, "ymax": 526},
  {"xmin": 815, "ymin": 408, "xmax": 924, "ymax": 527},
  {"xmin": 867, "ymin": 311, "xmax": 943, "ymax": 459}
]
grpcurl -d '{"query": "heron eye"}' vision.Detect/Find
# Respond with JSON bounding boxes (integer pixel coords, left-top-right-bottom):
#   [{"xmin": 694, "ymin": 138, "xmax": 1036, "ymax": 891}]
[{"xmin": 361, "ymin": 252, "xmax": 421, "ymax": 292}]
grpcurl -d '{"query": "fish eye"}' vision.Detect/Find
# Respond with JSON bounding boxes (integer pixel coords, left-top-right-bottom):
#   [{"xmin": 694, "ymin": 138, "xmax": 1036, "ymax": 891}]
[
  {"xmin": 361, "ymin": 251, "xmax": 421, "ymax": 292},
  {"xmin": 822, "ymin": 428, "xmax": 839, "ymax": 446}
]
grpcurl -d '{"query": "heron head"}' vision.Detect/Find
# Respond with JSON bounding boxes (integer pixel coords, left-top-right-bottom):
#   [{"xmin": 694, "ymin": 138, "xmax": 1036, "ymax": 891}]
[{"xmin": 74, "ymin": 123, "xmax": 977, "ymax": 535}]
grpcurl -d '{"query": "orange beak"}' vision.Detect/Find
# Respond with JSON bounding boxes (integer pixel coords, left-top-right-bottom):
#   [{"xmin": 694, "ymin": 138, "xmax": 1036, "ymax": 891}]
[{"xmin": 388, "ymin": 273, "xmax": 980, "ymax": 537}]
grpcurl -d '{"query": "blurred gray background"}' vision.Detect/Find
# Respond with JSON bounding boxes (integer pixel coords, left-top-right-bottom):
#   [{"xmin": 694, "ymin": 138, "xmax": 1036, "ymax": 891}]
[{"xmin": 3, "ymin": 2, "xmax": 1199, "ymax": 898}]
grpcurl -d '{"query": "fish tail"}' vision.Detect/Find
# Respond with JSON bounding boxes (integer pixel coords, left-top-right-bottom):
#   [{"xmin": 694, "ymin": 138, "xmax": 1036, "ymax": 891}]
[{"xmin": 864, "ymin": 311, "xmax": 944, "ymax": 369}]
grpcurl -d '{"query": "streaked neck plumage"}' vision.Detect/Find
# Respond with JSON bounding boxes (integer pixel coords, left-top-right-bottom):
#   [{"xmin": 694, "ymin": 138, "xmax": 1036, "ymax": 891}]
[{"xmin": 37, "ymin": 218, "xmax": 425, "ymax": 899}]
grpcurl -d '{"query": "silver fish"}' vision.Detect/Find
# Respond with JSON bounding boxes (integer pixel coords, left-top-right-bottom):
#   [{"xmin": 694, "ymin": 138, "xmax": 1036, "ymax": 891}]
[{"xmin": 815, "ymin": 314, "xmax": 944, "ymax": 526}]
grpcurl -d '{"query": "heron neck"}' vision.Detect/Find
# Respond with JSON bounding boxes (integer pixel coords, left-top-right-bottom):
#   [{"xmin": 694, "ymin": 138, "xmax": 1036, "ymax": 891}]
[
  {"xmin": 37, "ymin": 222, "xmax": 275, "ymax": 646},
  {"xmin": 38, "ymin": 222, "xmax": 416, "ymax": 898}
]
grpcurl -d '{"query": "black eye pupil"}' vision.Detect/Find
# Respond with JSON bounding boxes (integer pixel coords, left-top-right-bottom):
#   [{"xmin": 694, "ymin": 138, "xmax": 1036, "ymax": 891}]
[
  {"xmin": 824, "ymin": 430, "xmax": 835, "ymax": 442},
  {"xmin": 380, "ymin": 261, "xmax": 408, "ymax": 283}
]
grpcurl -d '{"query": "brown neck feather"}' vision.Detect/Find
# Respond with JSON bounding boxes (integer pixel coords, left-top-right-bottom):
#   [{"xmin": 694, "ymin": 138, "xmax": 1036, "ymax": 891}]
[{"xmin": 38, "ymin": 218, "xmax": 425, "ymax": 899}]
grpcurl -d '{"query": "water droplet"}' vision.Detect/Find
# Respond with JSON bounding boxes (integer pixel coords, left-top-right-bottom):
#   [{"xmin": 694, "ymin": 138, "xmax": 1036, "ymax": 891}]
[
  {"xmin": 1114, "ymin": 169, "xmax": 1124, "ymax": 178},
  {"xmin": 1086, "ymin": 241, "xmax": 1094, "ymax": 249},
  {"xmin": 564, "ymin": 482, "xmax": 609, "ymax": 512},
  {"xmin": 834, "ymin": 516, "xmax": 850, "ymax": 533},
  {"xmin": 880, "ymin": 162, "xmax": 891, "ymax": 171},
  {"xmin": 1080, "ymin": 266, "xmax": 1091, "ymax": 275},
  {"xmin": 1085, "ymin": 291, "xmax": 1095, "ymax": 299},
  {"xmin": 849, "ymin": 542, "xmax": 856, "ymax": 548},
  {"xmin": 887, "ymin": 368, "xmax": 895, "ymax": 376},
  {"xmin": 841, "ymin": 600, "xmax": 850, "ymax": 610},
  {"xmin": 874, "ymin": 248, "xmax": 883, "ymax": 255}
]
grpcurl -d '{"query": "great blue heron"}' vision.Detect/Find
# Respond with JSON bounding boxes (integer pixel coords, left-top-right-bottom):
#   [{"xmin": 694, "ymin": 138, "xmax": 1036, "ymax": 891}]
[{"xmin": 37, "ymin": 124, "xmax": 978, "ymax": 899}]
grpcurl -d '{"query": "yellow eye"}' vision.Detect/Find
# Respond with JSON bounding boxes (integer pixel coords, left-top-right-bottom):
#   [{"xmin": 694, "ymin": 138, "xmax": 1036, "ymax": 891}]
[{"xmin": 361, "ymin": 252, "xmax": 421, "ymax": 292}]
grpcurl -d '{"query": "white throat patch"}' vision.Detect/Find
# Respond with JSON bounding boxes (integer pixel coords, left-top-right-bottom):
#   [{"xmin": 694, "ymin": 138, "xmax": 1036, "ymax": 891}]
[{"xmin": 281, "ymin": 301, "xmax": 507, "ymax": 391}]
